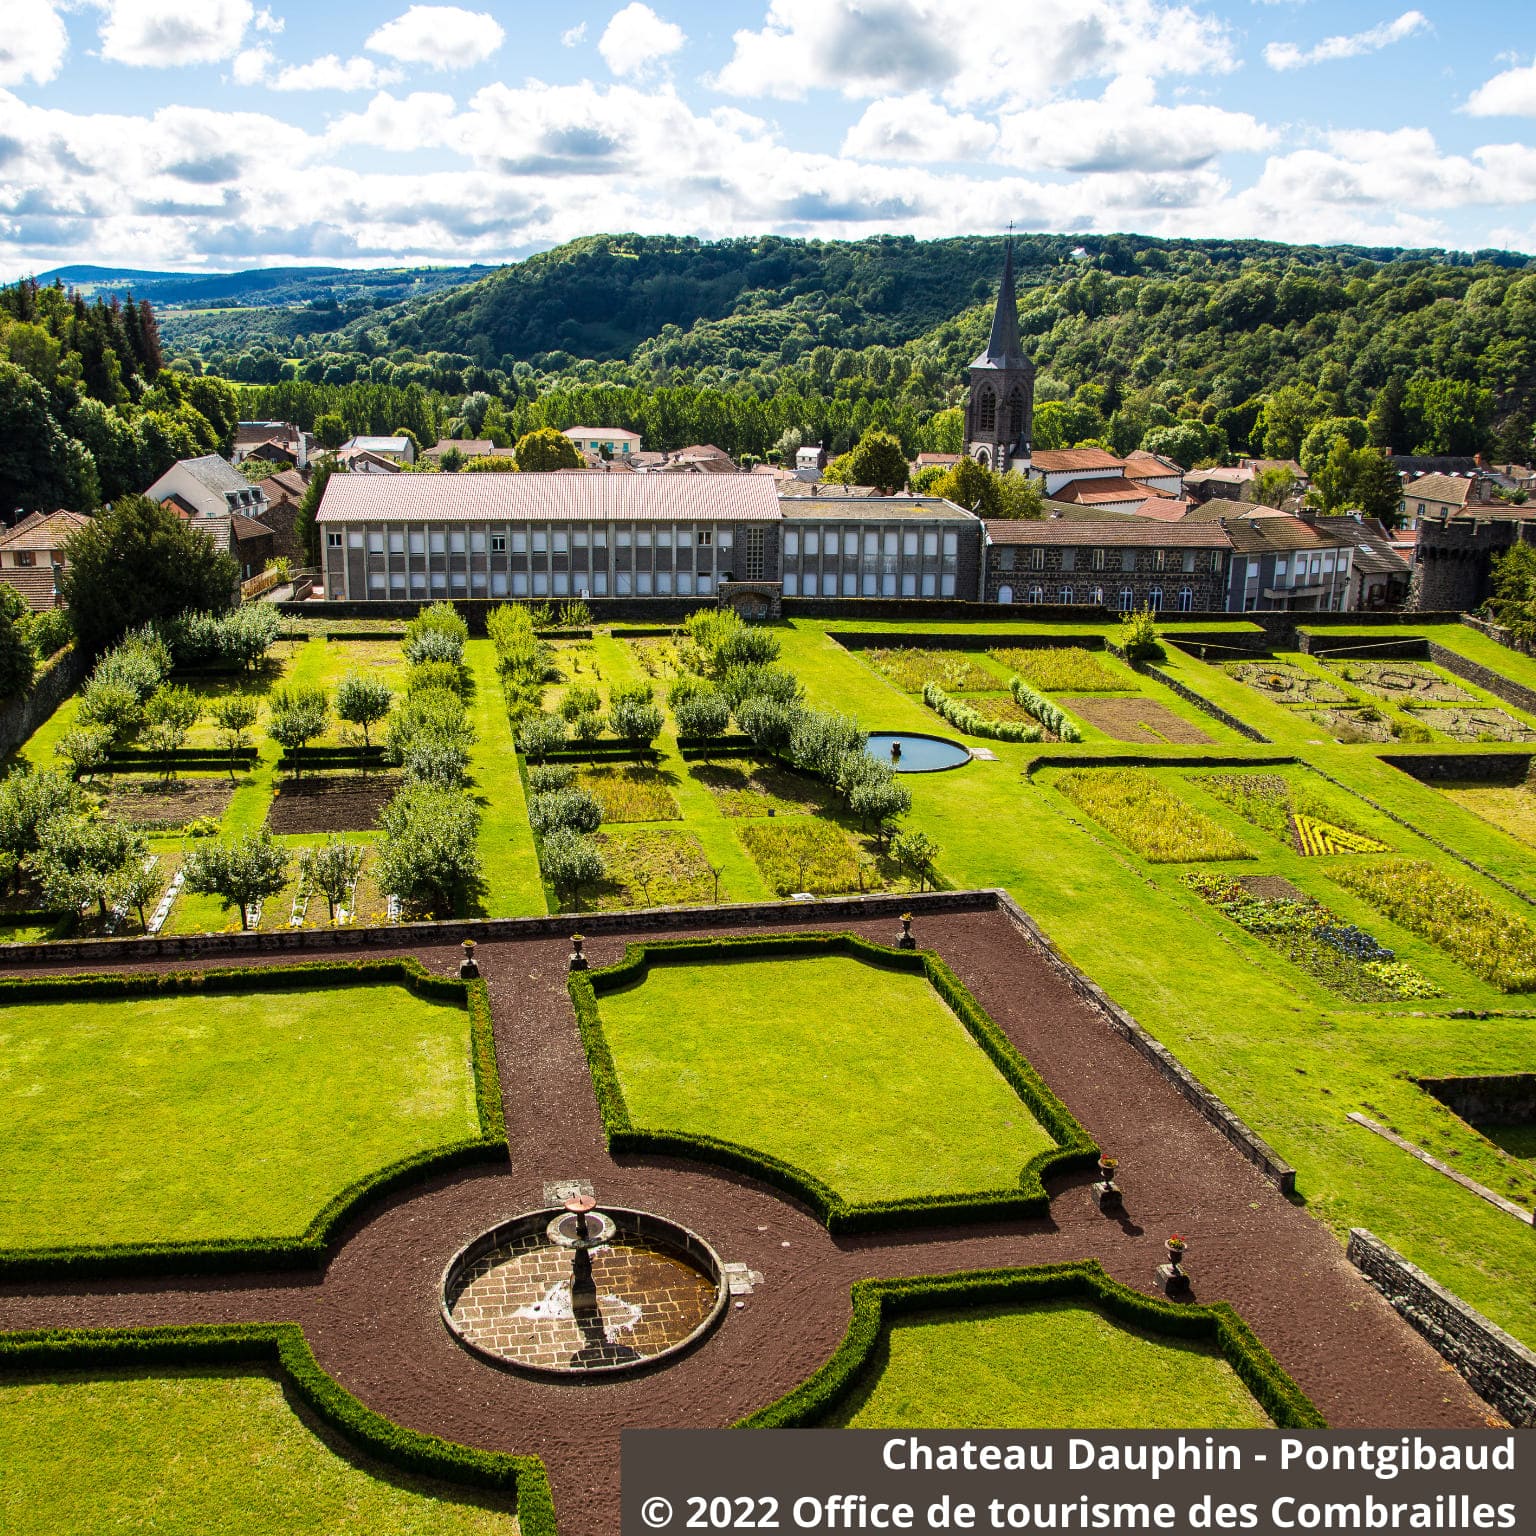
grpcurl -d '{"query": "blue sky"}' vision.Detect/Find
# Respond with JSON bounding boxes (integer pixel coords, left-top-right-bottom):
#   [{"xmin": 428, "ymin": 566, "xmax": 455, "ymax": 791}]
[{"xmin": 1, "ymin": 0, "xmax": 1534, "ymax": 276}]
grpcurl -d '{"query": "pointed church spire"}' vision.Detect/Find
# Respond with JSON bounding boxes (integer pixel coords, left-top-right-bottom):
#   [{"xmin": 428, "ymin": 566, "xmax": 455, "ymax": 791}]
[{"xmin": 972, "ymin": 237, "xmax": 1029, "ymax": 373}]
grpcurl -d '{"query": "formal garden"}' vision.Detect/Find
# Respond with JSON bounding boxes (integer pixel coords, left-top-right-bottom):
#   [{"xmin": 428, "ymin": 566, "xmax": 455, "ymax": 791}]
[{"xmin": 3, "ymin": 603, "xmax": 1536, "ymax": 1530}]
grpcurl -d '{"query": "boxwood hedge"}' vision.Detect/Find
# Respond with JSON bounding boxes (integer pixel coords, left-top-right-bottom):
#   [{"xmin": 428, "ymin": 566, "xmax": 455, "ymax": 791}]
[
  {"xmin": 738, "ymin": 1260, "xmax": 1326, "ymax": 1430},
  {"xmin": 568, "ymin": 932, "xmax": 1097, "ymax": 1233},
  {"xmin": 0, "ymin": 1320, "xmax": 555, "ymax": 1534},
  {"xmin": 0, "ymin": 958, "xmax": 507, "ymax": 1281}
]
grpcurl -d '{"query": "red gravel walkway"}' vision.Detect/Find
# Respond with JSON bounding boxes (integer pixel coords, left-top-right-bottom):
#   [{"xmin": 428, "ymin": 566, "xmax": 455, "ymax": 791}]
[{"xmin": 0, "ymin": 910, "xmax": 1493, "ymax": 1534}]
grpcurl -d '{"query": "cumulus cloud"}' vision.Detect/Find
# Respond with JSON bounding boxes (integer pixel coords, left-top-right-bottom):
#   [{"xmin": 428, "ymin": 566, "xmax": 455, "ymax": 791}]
[
  {"xmin": 562, "ymin": 22, "xmax": 588, "ymax": 46},
  {"xmin": 98, "ymin": 0, "xmax": 255, "ymax": 68},
  {"xmin": 231, "ymin": 45, "xmax": 275, "ymax": 85},
  {"xmin": 1464, "ymin": 56, "xmax": 1536, "ymax": 117},
  {"xmin": 842, "ymin": 94, "xmax": 998, "ymax": 162},
  {"xmin": 253, "ymin": 7, "xmax": 284, "ymax": 31},
  {"xmin": 365, "ymin": 5, "xmax": 504, "ymax": 70},
  {"xmin": 269, "ymin": 54, "xmax": 404, "ymax": 91},
  {"xmin": 710, "ymin": 0, "xmax": 1237, "ymax": 105},
  {"xmin": 995, "ymin": 75, "xmax": 1275, "ymax": 173},
  {"xmin": 0, "ymin": 0, "xmax": 69, "ymax": 86},
  {"xmin": 1264, "ymin": 9, "xmax": 1428, "ymax": 71},
  {"xmin": 327, "ymin": 89, "xmax": 462, "ymax": 151},
  {"xmin": 599, "ymin": 3, "xmax": 685, "ymax": 77}
]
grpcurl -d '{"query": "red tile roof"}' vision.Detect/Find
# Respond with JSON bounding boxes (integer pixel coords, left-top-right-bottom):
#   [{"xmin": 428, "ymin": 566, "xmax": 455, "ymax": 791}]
[
  {"xmin": 1030, "ymin": 448, "xmax": 1125, "ymax": 473},
  {"xmin": 0, "ymin": 567, "xmax": 63, "ymax": 611},
  {"xmin": 0, "ymin": 509, "xmax": 91, "ymax": 552},
  {"xmin": 1050, "ymin": 476, "xmax": 1165, "ymax": 504}
]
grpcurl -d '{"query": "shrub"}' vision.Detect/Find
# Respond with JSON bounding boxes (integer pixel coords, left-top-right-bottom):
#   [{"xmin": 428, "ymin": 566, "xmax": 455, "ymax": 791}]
[
  {"xmin": 529, "ymin": 786, "xmax": 603, "ymax": 836},
  {"xmin": 516, "ymin": 711, "xmax": 567, "ymax": 761},
  {"xmin": 1118, "ymin": 605, "xmax": 1166, "ymax": 663},
  {"xmin": 268, "ymin": 684, "xmax": 331, "ymax": 769},
  {"xmin": 21, "ymin": 606, "xmax": 72, "ymax": 661},
  {"xmin": 735, "ymin": 695, "xmax": 797, "ymax": 756},
  {"xmin": 403, "ymin": 602, "xmax": 467, "ymax": 666},
  {"xmin": 1055, "ymin": 769, "xmax": 1252, "ymax": 863},
  {"xmin": 35, "ymin": 815, "xmax": 147, "ymax": 921},
  {"xmin": 539, "ymin": 826, "xmax": 606, "ymax": 906},
  {"xmin": 375, "ymin": 783, "xmax": 481, "ymax": 917},
  {"xmin": 335, "ymin": 671, "xmax": 394, "ymax": 746},
  {"xmin": 54, "ymin": 725, "xmax": 112, "ymax": 781},
  {"xmin": 923, "ymin": 680, "xmax": 1041, "ymax": 742},
  {"xmin": 182, "ymin": 831, "xmax": 291, "ymax": 930},
  {"xmin": 142, "ymin": 684, "xmax": 202, "ymax": 771},
  {"xmin": 1007, "ymin": 677, "xmax": 1084, "ymax": 742},
  {"xmin": 719, "ymin": 662, "xmax": 799, "ymax": 710},
  {"xmin": 558, "ymin": 599, "xmax": 592, "ymax": 628},
  {"xmin": 571, "ymin": 710, "xmax": 606, "ymax": 752},
  {"xmin": 0, "ymin": 767, "xmax": 87, "ymax": 887},
  {"xmin": 557, "ymin": 684, "xmax": 603, "ymax": 722},
  {"xmin": 789, "ymin": 709, "xmax": 865, "ymax": 779},
  {"xmin": 527, "ymin": 762, "xmax": 574, "ymax": 794},
  {"xmin": 218, "ymin": 604, "xmax": 283, "ymax": 671},
  {"xmin": 713, "ymin": 624, "xmax": 781, "ymax": 672},
  {"xmin": 400, "ymin": 735, "xmax": 470, "ymax": 788},
  {"xmin": 609, "ymin": 686, "xmax": 664, "ymax": 750},
  {"xmin": 77, "ymin": 678, "xmax": 144, "ymax": 747},
  {"xmin": 673, "ymin": 688, "xmax": 730, "ymax": 743},
  {"xmin": 209, "ymin": 694, "xmax": 259, "ymax": 771},
  {"xmin": 1328, "ymin": 859, "xmax": 1536, "ymax": 992},
  {"xmin": 890, "ymin": 829, "xmax": 940, "ymax": 891}
]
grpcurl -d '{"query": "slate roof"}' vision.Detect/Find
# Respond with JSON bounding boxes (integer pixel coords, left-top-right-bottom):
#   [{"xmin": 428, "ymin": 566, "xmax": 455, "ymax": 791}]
[
  {"xmin": 177, "ymin": 454, "xmax": 249, "ymax": 495},
  {"xmin": 316, "ymin": 472, "xmax": 782, "ymax": 524},
  {"xmin": 1403, "ymin": 473, "xmax": 1477, "ymax": 506},
  {"xmin": 780, "ymin": 496, "xmax": 977, "ymax": 521},
  {"xmin": 1221, "ymin": 516, "xmax": 1347, "ymax": 553},
  {"xmin": 985, "ymin": 519, "xmax": 1230, "ymax": 547},
  {"xmin": 1314, "ymin": 516, "xmax": 1411, "ymax": 577}
]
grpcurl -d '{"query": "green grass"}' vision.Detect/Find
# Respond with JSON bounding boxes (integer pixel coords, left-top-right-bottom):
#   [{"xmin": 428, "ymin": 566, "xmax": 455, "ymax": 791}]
[
  {"xmin": 594, "ymin": 953, "xmax": 1055, "ymax": 1206},
  {"xmin": 576, "ymin": 764, "xmax": 681, "ymax": 823},
  {"xmin": 823, "ymin": 1301, "xmax": 1271, "ymax": 1429},
  {"xmin": 581, "ymin": 827, "xmax": 717, "ymax": 911},
  {"xmin": 689, "ymin": 759, "xmax": 834, "ymax": 817},
  {"xmin": 1432, "ymin": 782, "xmax": 1536, "ymax": 849},
  {"xmin": 991, "ymin": 646, "xmax": 1131, "ymax": 693},
  {"xmin": 737, "ymin": 816, "xmax": 900, "ymax": 895},
  {"xmin": 0, "ymin": 983, "xmax": 480, "ymax": 1251},
  {"xmin": 0, "ymin": 1369, "xmax": 509, "ymax": 1535}
]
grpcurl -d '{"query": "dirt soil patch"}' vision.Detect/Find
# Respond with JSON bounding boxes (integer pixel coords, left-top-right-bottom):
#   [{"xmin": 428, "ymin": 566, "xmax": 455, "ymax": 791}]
[
  {"xmin": 266, "ymin": 774, "xmax": 402, "ymax": 834},
  {"xmin": 93, "ymin": 777, "xmax": 236, "ymax": 829},
  {"xmin": 1237, "ymin": 875, "xmax": 1308, "ymax": 902},
  {"xmin": 1068, "ymin": 695, "xmax": 1212, "ymax": 744}
]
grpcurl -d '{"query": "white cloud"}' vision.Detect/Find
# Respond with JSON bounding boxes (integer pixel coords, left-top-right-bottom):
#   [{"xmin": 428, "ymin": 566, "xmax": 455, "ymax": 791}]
[
  {"xmin": 0, "ymin": 0, "xmax": 69, "ymax": 86},
  {"xmin": 253, "ymin": 7, "xmax": 284, "ymax": 31},
  {"xmin": 98, "ymin": 0, "xmax": 255, "ymax": 68},
  {"xmin": 271, "ymin": 54, "xmax": 404, "ymax": 91},
  {"xmin": 842, "ymin": 94, "xmax": 997, "ymax": 161},
  {"xmin": 327, "ymin": 90, "xmax": 462, "ymax": 151},
  {"xmin": 1264, "ymin": 9, "xmax": 1428, "ymax": 71},
  {"xmin": 1464, "ymin": 56, "xmax": 1536, "ymax": 117},
  {"xmin": 598, "ymin": 4, "xmax": 685, "ymax": 78},
  {"xmin": 995, "ymin": 75, "xmax": 1275, "ymax": 172},
  {"xmin": 562, "ymin": 22, "xmax": 589, "ymax": 46},
  {"xmin": 231, "ymin": 45, "xmax": 274, "ymax": 85},
  {"xmin": 710, "ymin": 0, "xmax": 1237, "ymax": 105},
  {"xmin": 365, "ymin": 5, "xmax": 505, "ymax": 70}
]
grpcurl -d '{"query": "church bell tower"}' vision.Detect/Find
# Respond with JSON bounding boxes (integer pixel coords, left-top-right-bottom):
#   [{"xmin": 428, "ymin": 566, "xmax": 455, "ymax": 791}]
[{"xmin": 965, "ymin": 239, "xmax": 1034, "ymax": 473}]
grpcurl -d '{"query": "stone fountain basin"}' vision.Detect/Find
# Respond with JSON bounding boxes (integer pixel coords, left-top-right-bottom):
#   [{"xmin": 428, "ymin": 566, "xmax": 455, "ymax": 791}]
[{"xmin": 440, "ymin": 1206, "xmax": 730, "ymax": 1378}]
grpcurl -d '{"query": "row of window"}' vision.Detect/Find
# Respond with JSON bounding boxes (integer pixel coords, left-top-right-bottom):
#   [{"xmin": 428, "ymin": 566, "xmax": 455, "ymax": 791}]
[
  {"xmin": 782, "ymin": 528, "xmax": 961, "ymax": 560},
  {"xmin": 996, "ymin": 546, "xmax": 1222, "ymax": 573},
  {"xmin": 326, "ymin": 525, "xmax": 725, "ymax": 555},
  {"xmin": 783, "ymin": 572, "xmax": 959, "ymax": 597},
  {"xmin": 995, "ymin": 585, "xmax": 1197, "ymax": 611},
  {"xmin": 359, "ymin": 569, "xmax": 717, "ymax": 598}
]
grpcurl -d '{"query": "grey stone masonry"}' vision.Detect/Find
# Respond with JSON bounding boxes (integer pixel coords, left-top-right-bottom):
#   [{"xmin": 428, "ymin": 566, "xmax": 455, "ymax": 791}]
[
  {"xmin": 984, "ymin": 542, "xmax": 1227, "ymax": 612},
  {"xmin": 1427, "ymin": 640, "xmax": 1536, "ymax": 718},
  {"xmin": 1347, "ymin": 1229, "xmax": 1535, "ymax": 1426}
]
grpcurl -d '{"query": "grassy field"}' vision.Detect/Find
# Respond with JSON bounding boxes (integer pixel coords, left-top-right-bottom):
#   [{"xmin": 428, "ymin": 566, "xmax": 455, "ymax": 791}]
[
  {"xmin": 822, "ymin": 1301, "xmax": 1271, "ymax": 1429},
  {"xmin": 0, "ymin": 982, "xmax": 480, "ymax": 1250},
  {"xmin": 595, "ymin": 953, "xmax": 1056, "ymax": 1206},
  {"xmin": 0, "ymin": 1370, "xmax": 510, "ymax": 1535}
]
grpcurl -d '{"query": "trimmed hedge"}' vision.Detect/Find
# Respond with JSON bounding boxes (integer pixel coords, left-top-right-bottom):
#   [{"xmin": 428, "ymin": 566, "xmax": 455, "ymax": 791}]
[
  {"xmin": 921, "ymin": 680, "xmax": 1041, "ymax": 743},
  {"xmin": 568, "ymin": 933, "xmax": 1097, "ymax": 1233},
  {"xmin": 0, "ymin": 958, "xmax": 507, "ymax": 1281},
  {"xmin": 1008, "ymin": 677, "xmax": 1084, "ymax": 743},
  {"xmin": 738, "ymin": 1260, "xmax": 1326, "ymax": 1431},
  {"xmin": 0, "ymin": 1321, "xmax": 555, "ymax": 1534}
]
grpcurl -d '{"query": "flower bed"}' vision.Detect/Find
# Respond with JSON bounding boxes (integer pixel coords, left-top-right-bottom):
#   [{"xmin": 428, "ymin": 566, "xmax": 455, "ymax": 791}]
[
  {"xmin": 1194, "ymin": 772, "xmax": 1388, "ymax": 855},
  {"xmin": 1183, "ymin": 872, "xmax": 1440, "ymax": 1001},
  {"xmin": 1327, "ymin": 860, "xmax": 1536, "ymax": 992},
  {"xmin": 1054, "ymin": 769, "xmax": 1253, "ymax": 863},
  {"xmin": 990, "ymin": 647, "xmax": 1129, "ymax": 693},
  {"xmin": 1063, "ymin": 695, "xmax": 1209, "ymax": 745},
  {"xmin": 868, "ymin": 648, "xmax": 995, "ymax": 693},
  {"xmin": 1322, "ymin": 660, "xmax": 1476, "ymax": 704},
  {"xmin": 1405, "ymin": 706, "xmax": 1536, "ymax": 744},
  {"xmin": 1227, "ymin": 661, "xmax": 1352, "ymax": 706}
]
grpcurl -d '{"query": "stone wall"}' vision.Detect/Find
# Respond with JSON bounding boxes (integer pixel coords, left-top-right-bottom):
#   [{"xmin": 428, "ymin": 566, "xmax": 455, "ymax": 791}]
[
  {"xmin": 1427, "ymin": 641, "xmax": 1536, "ymax": 717},
  {"xmin": 1461, "ymin": 613, "xmax": 1536, "ymax": 659},
  {"xmin": 1299, "ymin": 634, "xmax": 1431, "ymax": 660},
  {"xmin": 1381, "ymin": 751, "xmax": 1532, "ymax": 785},
  {"xmin": 1411, "ymin": 517, "xmax": 1536, "ymax": 613},
  {"xmin": 1415, "ymin": 1073, "xmax": 1536, "ymax": 1126},
  {"xmin": 0, "ymin": 645, "xmax": 86, "ymax": 761},
  {"xmin": 1347, "ymin": 1228, "xmax": 1536, "ymax": 1427}
]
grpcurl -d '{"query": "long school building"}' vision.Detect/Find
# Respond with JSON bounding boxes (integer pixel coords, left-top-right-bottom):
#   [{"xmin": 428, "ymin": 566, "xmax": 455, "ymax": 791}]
[{"xmin": 315, "ymin": 475, "xmax": 987, "ymax": 603}]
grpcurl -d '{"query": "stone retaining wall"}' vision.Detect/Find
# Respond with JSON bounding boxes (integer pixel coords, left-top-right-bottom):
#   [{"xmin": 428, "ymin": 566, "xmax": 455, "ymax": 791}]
[
  {"xmin": 0, "ymin": 646, "xmax": 86, "ymax": 761},
  {"xmin": 1415, "ymin": 1073, "xmax": 1536, "ymax": 1126},
  {"xmin": 1461, "ymin": 613, "xmax": 1535, "ymax": 658},
  {"xmin": 1103, "ymin": 641, "xmax": 1270, "ymax": 743},
  {"xmin": 1298, "ymin": 634, "xmax": 1431, "ymax": 660},
  {"xmin": 1381, "ymin": 751, "xmax": 1532, "ymax": 784},
  {"xmin": 994, "ymin": 891, "xmax": 1298, "ymax": 1195},
  {"xmin": 1347, "ymin": 1228, "xmax": 1536, "ymax": 1426},
  {"xmin": 1427, "ymin": 641, "xmax": 1536, "ymax": 717}
]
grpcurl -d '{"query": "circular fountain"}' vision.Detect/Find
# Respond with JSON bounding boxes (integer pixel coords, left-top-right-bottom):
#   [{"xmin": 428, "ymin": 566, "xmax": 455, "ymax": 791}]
[
  {"xmin": 441, "ymin": 1196, "xmax": 729, "ymax": 1377},
  {"xmin": 865, "ymin": 731, "xmax": 972, "ymax": 772}
]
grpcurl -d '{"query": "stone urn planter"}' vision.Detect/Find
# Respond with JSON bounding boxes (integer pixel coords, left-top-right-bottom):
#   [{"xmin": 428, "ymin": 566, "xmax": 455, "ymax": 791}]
[
  {"xmin": 459, "ymin": 939, "xmax": 479, "ymax": 979},
  {"xmin": 1093, "ymin": 1155, "xmax": 1120, "ymax": 1209},
  {"xmin": 568, "ymin": 933, "xmax": 589, "ymax": 973},
  {"xmin": 896, "ymin": 913, "xmax": 916, "ymax": 950},
  {"xmin": 1159, "ymin": 1234, "xmax": 1189, "ymax": 1293}
]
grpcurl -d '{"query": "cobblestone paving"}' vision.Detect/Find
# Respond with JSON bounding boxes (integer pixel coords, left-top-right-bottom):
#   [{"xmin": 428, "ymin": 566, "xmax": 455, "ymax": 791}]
[{"xmin": 448, "ymin": 1233, "xmax": 718, "ymax": 1371}]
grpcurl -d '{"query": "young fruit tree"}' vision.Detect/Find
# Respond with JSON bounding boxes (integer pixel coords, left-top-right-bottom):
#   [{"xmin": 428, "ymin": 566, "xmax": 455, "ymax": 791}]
[
  {"xmin": 298, "ymin": 836, "xmax": 366, "ymax": 923},
  {"xmin": 335, "ymin": 671, "xmax": 394, "ymax": 747},
  {"xmin": 182, "ymin": 832, "xmax": 291, "ymax": 930}
]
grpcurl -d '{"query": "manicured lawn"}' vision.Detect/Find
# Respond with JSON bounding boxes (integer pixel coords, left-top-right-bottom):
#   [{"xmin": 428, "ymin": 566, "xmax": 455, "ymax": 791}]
[
  {"xmin": 594, "ymin": 953, "xmax": 1055, "ymax": 1205},
  {"xmin": 0, "ymin": 983, "xmax": 481, "ymax": 1251},
  {"xmin": 0, "ymin": 1370, "xmax": 509, "ymax": 1535},
  {"xmin": 822, "ymin": 1301, "xmax": 1270, "ymax": 1430}
]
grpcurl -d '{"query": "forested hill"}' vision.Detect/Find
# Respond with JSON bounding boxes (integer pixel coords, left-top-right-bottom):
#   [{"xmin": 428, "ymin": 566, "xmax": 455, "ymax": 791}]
[{"xmin": 198, "ymin": 232, "xmax": 1536, "ymax": 467}]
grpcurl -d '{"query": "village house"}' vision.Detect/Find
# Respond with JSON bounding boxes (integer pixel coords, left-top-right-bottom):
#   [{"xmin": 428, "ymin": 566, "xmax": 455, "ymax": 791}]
[
  {"xmin": 562, "ymin": 426, "xmax": 642, "ymax": 460},
  {"xmin": 338, "ymin": 434, "xmax": 416, "ymax": 466},
  {"xmin": 983, "ymin": 519, "xmax": 1231, "ymax": 611},
  {"xmin": 232, "ymin": 420, "xmax": 311, "ymax": 469},
  {"xmin": 1221, "ymin": 514, "xmax": 1355, "ymax": 611},
  {"xmin": 0, "ymin": 509, "xmax": 91, "ymax": 610},
  {"xmin": 1314, "ymin": 515, "xmax": 1412, "ymax": 611},
  {"xmin": 144, "ymin": 455, "xmax": 277, "ymax": 583},
  {"xmin": 253, "ymin": 468, "xmax": 309, "ymax": 564}
]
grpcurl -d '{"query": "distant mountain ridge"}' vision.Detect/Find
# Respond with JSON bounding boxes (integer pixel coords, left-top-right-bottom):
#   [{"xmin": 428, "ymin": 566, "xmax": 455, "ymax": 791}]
[{"xmin": 29, "ymin": 263, "xmax": 490, "ymax": 309}]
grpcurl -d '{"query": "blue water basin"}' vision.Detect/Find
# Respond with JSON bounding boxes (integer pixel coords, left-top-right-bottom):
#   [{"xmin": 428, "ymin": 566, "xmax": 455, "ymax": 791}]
[{"xmin": 865, "ymin": 732, "xmax": 971, "ymax": 773}]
